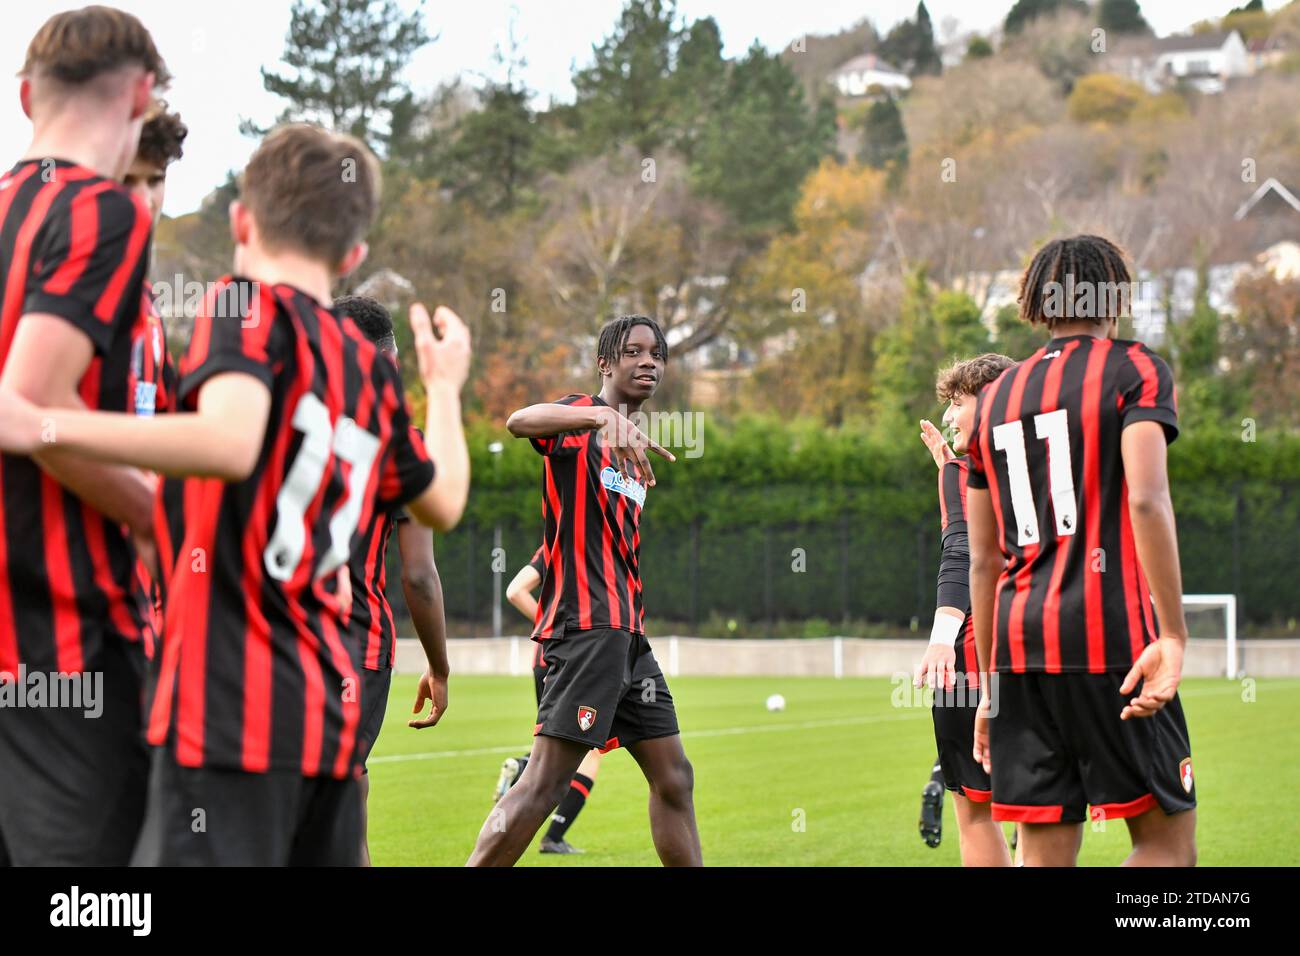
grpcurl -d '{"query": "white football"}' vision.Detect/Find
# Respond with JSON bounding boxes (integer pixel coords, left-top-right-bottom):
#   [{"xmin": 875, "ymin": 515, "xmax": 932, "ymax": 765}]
[{"xmin": 765, "ymin": 693, "xmax": 786, "ymax": 712}]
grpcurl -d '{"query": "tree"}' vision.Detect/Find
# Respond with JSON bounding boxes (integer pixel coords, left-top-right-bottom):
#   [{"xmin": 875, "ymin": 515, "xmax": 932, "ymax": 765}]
[
  {"xmin": 247, "ymin": 0, "xmax": 431, "ymax": 153},
  {"xmin": 870, "ymin": 271, "xmax": 991, "ymax": 430},
  {"xmin": 855, "ymin": 95, "xmax": 909, "ymax": 184},
  {"xmin": 572, "ymin": 0, "xmax": 680, "ymax": 157},
  {"xmin": 440, "ymin": 30, "xmax": 545, "ymax": 213},
  {"xmin": 690, "ymin": 44, "xmax": 837, "ymax": 233},
  {"xmin": 966, "ymin": 36, "xmax": 994, "ymax": 59},
  {"xmin": 879, "ymin": 1, "xmax": 943, "ymax": 76},
  {"xmin": 1067, "ymin": 74, "xmax": 1148, "ymax": 123},
  {"xmin": 1098, "ymin": 0, "xmax": 1150, "ymax": 34},
  {"xmin": 667, "ymin": 17, "xmax": 728, "ymax": 164},
  {"xmin": 1004, "ymin": 0, "xmax": 1088, "ymax": 35}
]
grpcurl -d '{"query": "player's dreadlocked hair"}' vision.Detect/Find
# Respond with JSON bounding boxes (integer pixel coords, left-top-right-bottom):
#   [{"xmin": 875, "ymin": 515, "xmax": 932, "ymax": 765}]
[
  {"xmin": 596, "ymin": 314, "xmax": 668, "ymax": 371},
  {"xmin": 336, "ymin": 294, "xmax": 395, "ymax": 353},
  {"xmin": 1018, "ymin": 234, "xmax": 1132, "ymax": 329},
  {"xmin": 137, "ymin": 104, "xmax": 187, "ymax": 168}
]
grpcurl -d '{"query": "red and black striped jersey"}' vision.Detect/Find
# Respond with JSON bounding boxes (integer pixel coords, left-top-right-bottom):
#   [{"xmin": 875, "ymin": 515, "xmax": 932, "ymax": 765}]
[
  {"xmin": 131, "ymin": 284, "xmax": 178, "ymax": 661},
  {"xmin": 527, "ymin": 543, "xmax": 546, "ymax": 579},
  {"xmin": 0, "ymin": 158, "xmax": 154, "ymax": 675},
  {"xmin": 936, "ymin": 457, "xmax": 977, "ymax": 676},
  {"xmin": 347, "ymin": 504, "xmax": 409, "ymax": 671},
  {"xmin": 147, "ymin": 277, "xmax": 435, "ymax": 777},
  {"xmin": 967, "ymin": 334, "xmax": 1179, "ymax": 674},
  {"xmin": 530, "ymin": 394, "xmax": 646, "ymax": 640}
]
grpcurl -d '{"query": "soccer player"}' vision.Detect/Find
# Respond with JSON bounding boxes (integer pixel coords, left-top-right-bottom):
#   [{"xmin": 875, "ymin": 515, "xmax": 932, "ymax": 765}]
[
  {"xmin": 498, "ymin": 543, "xmax": 604, "ymax": 854},
  {"xmin": 0, "ymin": 123, "xmax": 473, "ymax": 866},
  {"xmin": 465, "ymin": 315, "xmax": 701, "ymax": 867},
  {"xmin": 913, "ymin": 353, "xmax": 1015, "ymax": 867},
  {"xmin": 0, "ymin": 7, "xmax": 168, "ymax": 866},
  {"xmin": 335, "ymin": 294, "xmax": 450, "ymax": 866},
  {"xmin": 123, "ymin": 105, "xmax": 187, "ymax": 649},
  {"xmin": 966, "ymin": 234, "xmax": 1197, "ymax": 867}
]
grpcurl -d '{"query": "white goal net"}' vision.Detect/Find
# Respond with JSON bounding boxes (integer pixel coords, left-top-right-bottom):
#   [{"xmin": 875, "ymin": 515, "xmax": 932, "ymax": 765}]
[{"xmin": 1183, "ymin": 593, "xmax": 1239, "ymax": 679}]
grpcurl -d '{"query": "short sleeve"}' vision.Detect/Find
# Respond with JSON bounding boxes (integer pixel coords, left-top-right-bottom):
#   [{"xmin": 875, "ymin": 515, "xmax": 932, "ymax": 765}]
[
  {"xmin": 1118, "ymin": 343, "xmax": 1179, "ymax": 445},
  {"xmin": 528, "ymin": 394, "xmax": 590, "ymax": 458},
  {"xmin": 24, "ymin": 185, "xmax": 152, "ymax": 354},
  {"xmin": 376, "ymin": 364, "xmax": 435, "ymax": 511},
  {"xmin": 527, "ymin": 545, "xmax": 546, "ymax": 577},
  {"xmin": 177, "ymin": 278, "xmax": 279, "ymax": 406}
]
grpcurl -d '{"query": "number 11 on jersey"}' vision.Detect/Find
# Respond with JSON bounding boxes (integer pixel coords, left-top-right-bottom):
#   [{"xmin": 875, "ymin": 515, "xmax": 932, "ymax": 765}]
[{"xmin": 991, "ymin": 408, "xmax": 1077, "ymax": 547}]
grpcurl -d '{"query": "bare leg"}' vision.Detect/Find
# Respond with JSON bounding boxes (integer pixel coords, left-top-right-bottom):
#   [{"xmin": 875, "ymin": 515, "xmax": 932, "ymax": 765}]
[
  {"xmin": 951, "ymin": 794, "xmax": 1011, "ymax": 867},
  {"xmin": 466, "ymin": 735, "xmax": 587, "ymax": 867},
  {"xmin": 1019, "ymin": 821, "xmax": 1084, "ymax": 866},
  {"xmin": 577, "ymin": 748, "xmax": 602, "ymax": 780},
  {"xmin": 1123, "ymin": 807, "xmax": 1196, "ymax": 867},
  {"xmin": 626, "ymin": 735, "xmax": 702, "ymax": 867}
]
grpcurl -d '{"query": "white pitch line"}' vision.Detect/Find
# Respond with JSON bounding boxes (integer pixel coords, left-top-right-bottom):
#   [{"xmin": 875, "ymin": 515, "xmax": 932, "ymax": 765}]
[
  {"xmin": 369, "ymin": 678, "xmax": 1300, "ymax": 766},
  {"xmin": 368, "ymin": 710, "xmax": 925, "ymax": 765}
]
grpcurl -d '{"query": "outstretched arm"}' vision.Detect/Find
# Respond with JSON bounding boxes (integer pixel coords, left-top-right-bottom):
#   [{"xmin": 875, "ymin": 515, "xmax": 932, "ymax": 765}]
[
  {"xmin": 0, "ymin": 371, "xmax": 270, "ymax": 481},
  {"xmin": 2, "ymin": 316, "xmax": 159, "ymax": 533}
]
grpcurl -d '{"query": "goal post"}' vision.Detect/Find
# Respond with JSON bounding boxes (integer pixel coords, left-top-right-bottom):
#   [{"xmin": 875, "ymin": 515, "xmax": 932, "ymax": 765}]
[{"xmin": 1183, "ymin": 593, "xmax": 1238, "ymax": 679}]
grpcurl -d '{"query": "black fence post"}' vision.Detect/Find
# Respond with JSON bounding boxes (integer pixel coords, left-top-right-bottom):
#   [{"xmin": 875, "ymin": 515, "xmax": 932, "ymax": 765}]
[
  {"xmin": 466, "ymin": 520, "xmax": 476, "ymax": 639},
  {"xmin": 840, "ymin": 519, "xmax": 850, "ymax": 625},
  {"xmin": 689, "ymin": 516, "xmax": 700, "ymax": 628},
  {"xmin": 764, "ymin": 526, "xmax": 773, "ymax": 638},
  {"xmin": 916, "ymin": 519, "xmax": 927, "ymax": 628}
]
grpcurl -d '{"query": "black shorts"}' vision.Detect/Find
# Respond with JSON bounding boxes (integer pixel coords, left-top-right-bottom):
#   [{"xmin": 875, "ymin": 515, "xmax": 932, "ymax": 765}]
[
  {"xmin": 533, "ymin": 627, "xmax": 679, "ymax": 751},
  {"xmin": 131, "ymin": 747, "xmax": 361, "ymax": 866},
  {"xmin": 357, "ymin": 666, "xmax": 393, "ymax": 773},
  {"xmin": 0, "ymin": 636, "xmax": 149, "ymax": 865},
  {"xmin": 932, "ymin": 675, "xmax": 992, "ymax": 802},
  {"xmin": 532, "ymin": 640, "xmax": 549, "ymax": 706},
  {"xmin": 989, "ymin": 671, "xmax": 1196, "ymax": 825}
]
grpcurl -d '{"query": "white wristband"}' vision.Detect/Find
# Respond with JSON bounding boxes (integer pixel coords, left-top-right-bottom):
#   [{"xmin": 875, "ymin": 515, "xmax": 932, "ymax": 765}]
[{"xmin": 928, "ymin": 613, "xmax": 963, "ymax": 647}]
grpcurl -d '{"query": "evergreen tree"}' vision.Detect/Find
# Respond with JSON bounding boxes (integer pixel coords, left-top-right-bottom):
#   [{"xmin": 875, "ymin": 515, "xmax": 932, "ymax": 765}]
[
  {"xmin": 246, "ymin": 0, "xmax": 431, "ymax": 153},
  {"xmin": 1004, "ymin": 0, "xmax": 1089, "ymax": 35},
  {"xmin": 1098, "ymin": 0, "xmax": 1151, "ymax": 34}
]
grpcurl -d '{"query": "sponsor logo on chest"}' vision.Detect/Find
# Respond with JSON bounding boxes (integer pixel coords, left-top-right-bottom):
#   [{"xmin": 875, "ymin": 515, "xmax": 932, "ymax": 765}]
[{"xmin": 599, "ymin": 465, "xmax": 646, "ymax": 508}]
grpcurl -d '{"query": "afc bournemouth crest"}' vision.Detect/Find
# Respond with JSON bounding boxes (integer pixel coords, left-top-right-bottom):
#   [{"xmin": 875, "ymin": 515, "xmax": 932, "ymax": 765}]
[
  {"xmin": 577, "ymin": 705, "xmax": 597, "ymax": 733},
  {"xmin": 1179, "ymin": 757, "xmax": 1194, "ymax": 794}
]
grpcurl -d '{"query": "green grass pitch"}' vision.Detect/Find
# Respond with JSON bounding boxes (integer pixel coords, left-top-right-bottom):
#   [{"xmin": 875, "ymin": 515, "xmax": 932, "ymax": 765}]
[{"xmin": 364, "ymin": 673, "xmax": 1300, "ymax": 866}]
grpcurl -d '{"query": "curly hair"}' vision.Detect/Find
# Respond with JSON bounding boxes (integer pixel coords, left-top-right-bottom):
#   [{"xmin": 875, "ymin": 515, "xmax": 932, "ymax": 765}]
[
  {"xmin": 935, "ymin": 353, "xmax": 1016, "ymax": 401},
  {"xmin": 137, "ymin": 105, "xmax": 187, "ymax": 168}
]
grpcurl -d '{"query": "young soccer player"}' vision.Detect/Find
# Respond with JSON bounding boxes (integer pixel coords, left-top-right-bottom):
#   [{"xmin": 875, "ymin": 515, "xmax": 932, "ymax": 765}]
[
  {"xmin": 914, "ymin": 353, "xmax": 1016, "ymax": 867},
  {"xmin": 465, "ymin": 315, "xmax": 701, "ymax": 867},
  {"xmin": 0, "ymin": 123, "xmax": 472, "ymax": 866},
  {"xmin": 123, "ymin": 105, "xmax": 187, "ymax": 648},
  {"xmin": 0, "ymin": 7, "xmax": 168, "ymax": 866},
  {"xmin": 334, "ymin": 294, "xmax": 450, "ymax": 866},
  {"xmin": 966, "ymin": 235, "xmax": 1196, "ymax": 867},
  {"xmin": 497, "ymin": 543, "xmax": 604, "ymax": 854}
]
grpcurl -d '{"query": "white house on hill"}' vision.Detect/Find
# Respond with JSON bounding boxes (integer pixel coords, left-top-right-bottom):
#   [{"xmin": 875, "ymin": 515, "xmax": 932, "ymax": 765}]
[
  {"xmin": 830, "ymin": 54, "xmax": 911, "ymax": 98},
  {"xmin": 1145, "ymin": 30, "xmax": 1249, "ymax": 94}
]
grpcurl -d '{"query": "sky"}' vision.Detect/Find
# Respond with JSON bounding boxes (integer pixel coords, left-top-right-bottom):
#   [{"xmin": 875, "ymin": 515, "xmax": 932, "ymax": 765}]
[{"xmin": 0, "ymin": 0, "xmax": 1263, "ymax": 216}]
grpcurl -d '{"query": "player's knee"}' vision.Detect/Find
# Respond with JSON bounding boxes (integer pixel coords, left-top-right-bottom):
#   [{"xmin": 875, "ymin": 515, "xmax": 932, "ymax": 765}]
[{"xmin": 655, "ymin": 756, "xmax": 694, "ymax": 806}]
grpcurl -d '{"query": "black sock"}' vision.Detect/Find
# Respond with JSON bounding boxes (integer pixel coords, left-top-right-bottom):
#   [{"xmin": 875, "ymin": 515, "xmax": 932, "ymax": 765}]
[
  {"xmin": 928, "ymin": 759, "xmax": 944, "ymax": 787},
  {"xmin": 545, "ymin": 773, "xmax": 594, "ymax": 843}
]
